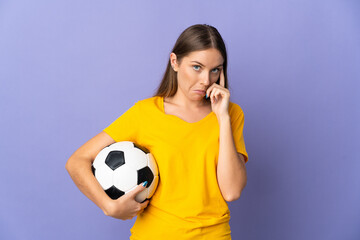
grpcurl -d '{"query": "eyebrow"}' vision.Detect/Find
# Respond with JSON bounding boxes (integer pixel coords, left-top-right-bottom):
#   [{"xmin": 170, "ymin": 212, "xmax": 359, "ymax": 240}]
[{"xmin": 191, "ymin": 61, "xmax": 223, "ymax": 68}]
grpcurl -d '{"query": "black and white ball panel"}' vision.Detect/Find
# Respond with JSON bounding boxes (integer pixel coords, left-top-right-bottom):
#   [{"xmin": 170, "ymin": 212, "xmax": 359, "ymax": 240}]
[
  {"xmin": 94, "ymin": 163, "xmax": 114, "ymax": 190},
  {"xmin": 92, "ymin": 141, "xmax": 159, "ymax": 202},
  {"xmin": 147, "ymin": 153, "xmax": 159, "ymax": 197},
  {"xmin": 105, "ymin": 151, "xmax": 125, "ymax": 170},
  {"xmin": 148, "ymin": 153, "xmax": 159, "ymax": 176},
  {"xmin": 105, "ymin": 186, "xmax": 125, "ymax": 200},
  {"xmin": 123, "ymin": 146, "xmax": 148, "ymax": 170},
  {"xmin": 113, "ymin": 164, "xmax": 137, "ymax": 192}
]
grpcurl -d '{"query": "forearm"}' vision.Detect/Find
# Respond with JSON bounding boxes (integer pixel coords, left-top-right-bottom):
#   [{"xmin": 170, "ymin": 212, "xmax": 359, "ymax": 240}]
[
  {"xmin": 216, "ymin": 115, "xmax": 247, "ymax": 202},
  {"xmin": 65, "ymin": 157, "xmax": 111, "ymax": 214}
]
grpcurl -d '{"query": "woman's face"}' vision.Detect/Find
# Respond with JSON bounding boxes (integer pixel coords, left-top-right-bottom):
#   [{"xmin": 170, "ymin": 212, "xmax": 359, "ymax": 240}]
[{"xmin": 171, "ymin": 48, "xmax": 224, "ymax": 102}]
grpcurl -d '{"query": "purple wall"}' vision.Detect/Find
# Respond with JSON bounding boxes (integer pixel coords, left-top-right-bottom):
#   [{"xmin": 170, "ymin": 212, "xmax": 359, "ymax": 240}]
[{"xmin": 1, "ymin": 1, "xmax": 359, "ymax": 239}]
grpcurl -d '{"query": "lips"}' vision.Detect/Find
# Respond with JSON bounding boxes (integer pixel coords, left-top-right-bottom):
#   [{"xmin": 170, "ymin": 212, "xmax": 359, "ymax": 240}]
[{"xmin": 194, "ymin": 90, "xmax": 206, "ymax": 95}]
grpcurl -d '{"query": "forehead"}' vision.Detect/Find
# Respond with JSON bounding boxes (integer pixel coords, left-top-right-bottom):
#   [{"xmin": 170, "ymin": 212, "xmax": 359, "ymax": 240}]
[{"xmin": 184, "ymin": 48, "xmax": 224, "ymax": 66}]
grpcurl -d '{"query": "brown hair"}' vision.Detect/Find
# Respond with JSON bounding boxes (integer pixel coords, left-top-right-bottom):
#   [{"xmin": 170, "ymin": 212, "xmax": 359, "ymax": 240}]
[{"xmin": 152, "ymin": 24, "xmax": 229, "ymax": 99}]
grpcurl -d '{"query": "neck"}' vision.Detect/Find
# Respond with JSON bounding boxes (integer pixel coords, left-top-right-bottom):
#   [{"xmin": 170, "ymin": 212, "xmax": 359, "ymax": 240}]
[{"xmin": 165, "ymin": 93, "xmax": 209, "ymax": 109}]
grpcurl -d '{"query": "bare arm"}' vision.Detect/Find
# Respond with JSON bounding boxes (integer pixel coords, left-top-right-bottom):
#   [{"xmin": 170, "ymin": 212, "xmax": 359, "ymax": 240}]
[
  {"xmin": 65, "ymin": 131, "xmax": 116, "ymax": 215},
  {"xmin": 66, "ymin": 131, "xmax": 149, "ymax": 219},
  {"xmin": 216, "ymin": 115, "xmax": 247, "ymax": 202}
]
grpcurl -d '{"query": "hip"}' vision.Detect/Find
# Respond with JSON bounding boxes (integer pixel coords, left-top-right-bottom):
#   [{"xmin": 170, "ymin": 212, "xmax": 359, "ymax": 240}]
[{"xmin": 130, "ymin": 206, "xmax": 231, "ymax": 240}]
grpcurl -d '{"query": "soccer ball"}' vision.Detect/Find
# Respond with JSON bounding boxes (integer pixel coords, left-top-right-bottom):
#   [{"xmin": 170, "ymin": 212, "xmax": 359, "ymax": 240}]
[{"xmin": 92, "ymin": 141, "xmax": 159, "ymax": 203}]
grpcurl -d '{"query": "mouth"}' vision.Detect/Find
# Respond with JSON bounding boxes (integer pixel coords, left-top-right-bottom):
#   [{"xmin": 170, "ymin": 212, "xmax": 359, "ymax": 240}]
[{"xmin": 194, "ymin": 90, "xmax": 206, "ymax": 95}]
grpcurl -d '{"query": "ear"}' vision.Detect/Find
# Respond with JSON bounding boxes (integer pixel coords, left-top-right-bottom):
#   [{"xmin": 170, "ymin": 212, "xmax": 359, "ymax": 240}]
[{"xmin": 170, "ymin": 52, "xmax": 178, "ymax": 70}]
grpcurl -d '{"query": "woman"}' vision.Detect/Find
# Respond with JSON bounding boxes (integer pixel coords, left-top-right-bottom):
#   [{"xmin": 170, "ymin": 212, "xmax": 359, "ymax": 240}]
[{"xmin": 66, "ymin": 24, "xmax": 248, "ymax": 239}]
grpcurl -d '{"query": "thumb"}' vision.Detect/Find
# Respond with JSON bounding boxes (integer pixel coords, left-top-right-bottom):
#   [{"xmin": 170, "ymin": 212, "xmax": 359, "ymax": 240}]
[{"xmin": 129, "ymin": 181, "xmax": 148, "ymax": 197}]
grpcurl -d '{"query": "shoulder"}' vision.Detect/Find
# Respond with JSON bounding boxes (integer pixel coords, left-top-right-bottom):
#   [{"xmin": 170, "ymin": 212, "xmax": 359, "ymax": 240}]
[
  {"xmin": 228, "ymin": 101, "xmax": 244, "ymax": 117},
  {"xmin": 136, "ymin": 96, "xmax": 159, "ymax": 105},
  {"xmin": 135, "ymin": 96, "xmax": 160, "ymax": 107},
  {"xmin": 133, "ymin": 96, "xmax": 161, "ymax": 112}
]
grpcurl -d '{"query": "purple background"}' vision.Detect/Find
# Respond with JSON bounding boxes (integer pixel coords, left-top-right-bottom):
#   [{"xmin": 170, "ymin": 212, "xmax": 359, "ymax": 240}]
[{"xmin": 1, "ymin": 1, "xmax": 359, "ymax": 239}]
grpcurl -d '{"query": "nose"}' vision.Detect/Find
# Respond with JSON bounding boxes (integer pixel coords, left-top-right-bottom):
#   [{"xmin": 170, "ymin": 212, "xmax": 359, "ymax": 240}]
[{"xmin": 200, "ymin": 72, "xmax": 210, "ymax": 86}]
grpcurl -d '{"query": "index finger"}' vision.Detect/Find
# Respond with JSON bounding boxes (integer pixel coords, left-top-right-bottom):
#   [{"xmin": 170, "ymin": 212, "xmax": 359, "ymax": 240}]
[{"xmin": 219, "ymin": 69, "xmax": 225, "ymax": 88}]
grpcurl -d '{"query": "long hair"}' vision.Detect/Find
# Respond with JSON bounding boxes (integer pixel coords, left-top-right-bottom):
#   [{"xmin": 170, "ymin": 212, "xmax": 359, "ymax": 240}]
[{"xmin": 153, "ymin": 24, "xmax": 228, "ymax": 98}]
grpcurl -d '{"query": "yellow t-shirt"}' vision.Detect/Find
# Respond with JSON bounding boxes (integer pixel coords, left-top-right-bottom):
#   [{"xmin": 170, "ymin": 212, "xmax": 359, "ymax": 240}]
[{"xmin": 103, "ymin": 96, "xmax": 248, "ymax": 240}]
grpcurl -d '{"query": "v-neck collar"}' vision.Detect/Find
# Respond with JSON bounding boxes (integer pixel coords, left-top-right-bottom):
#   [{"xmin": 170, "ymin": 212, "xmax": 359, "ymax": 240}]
[{"xmin": 158, "ymin": 96, "xmax": 214, "ymax": 125}]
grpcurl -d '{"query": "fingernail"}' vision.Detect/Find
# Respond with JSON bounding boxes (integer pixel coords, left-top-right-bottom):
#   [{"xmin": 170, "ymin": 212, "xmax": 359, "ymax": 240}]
[{"xmin": 142, "ymin": 181, "xmax": 148, "ymax": 187}]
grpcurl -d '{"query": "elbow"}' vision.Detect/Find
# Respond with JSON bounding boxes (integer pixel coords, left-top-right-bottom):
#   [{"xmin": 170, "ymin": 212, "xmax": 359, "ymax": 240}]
[
  {"xmin": 65, "ymin": 156, "xmax": 92, "ymax": 175},
  {"xmin": 65, "ymin": 158, "xmax": 74, "ymax": 173},
  {"xmin": 224, "ymin": 193, "xmax": 241, "ymax": 202},
  {"xmin": 224, "ymin": 183, "xmax": 247, "ymax": 202}
]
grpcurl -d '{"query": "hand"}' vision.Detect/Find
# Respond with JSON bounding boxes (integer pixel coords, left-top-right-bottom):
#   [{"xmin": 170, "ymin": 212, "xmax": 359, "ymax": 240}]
[
  {"xmin": 206, "ymin": 69, "xmax": 230, "ymax": 120},
  {"xmin": 104, "ymin": 182, "xmax": 150, "ymax": 220}
]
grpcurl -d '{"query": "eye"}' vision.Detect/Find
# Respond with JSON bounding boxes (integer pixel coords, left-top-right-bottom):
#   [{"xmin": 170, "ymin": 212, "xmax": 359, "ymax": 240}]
[
  {"xmin": 192, "ymin": 65, "xmax": 201, "ymax": 71},
  {"xmin": 211, "ymin": 68, "xmax": 219, "ymax": 73}
]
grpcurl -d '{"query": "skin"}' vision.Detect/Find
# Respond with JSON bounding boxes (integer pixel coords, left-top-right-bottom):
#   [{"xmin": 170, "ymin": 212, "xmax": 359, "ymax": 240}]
[
  {"xmin": 168, "ymin": 48, "xmax": 247, "ymax": 201},
  {"xmin": 65, "ymin": 49, "xmax": 247, "ymax": 223},
  {"xmin": 168, "ymin": 48, "xmax": 224, "ymax": 111}
]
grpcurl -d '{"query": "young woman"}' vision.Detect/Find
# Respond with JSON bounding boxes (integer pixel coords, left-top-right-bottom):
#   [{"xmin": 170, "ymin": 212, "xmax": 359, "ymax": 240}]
[{"xmin": 66, "ymin": 24, "xmax": 248, "ymax": 239}]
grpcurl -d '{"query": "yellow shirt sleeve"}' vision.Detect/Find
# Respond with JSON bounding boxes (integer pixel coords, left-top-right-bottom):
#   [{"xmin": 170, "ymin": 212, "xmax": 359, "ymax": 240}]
[
  {"xmin": 102, "ymin": 102, "xmax": 140, "ymax": 143},
  {"xmin": 101, "ymin": 96, "xmax": 248, "ymax": 239}
]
